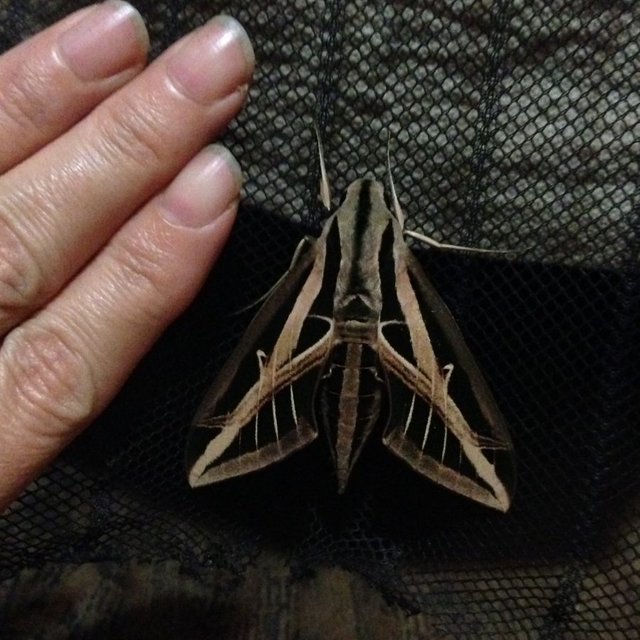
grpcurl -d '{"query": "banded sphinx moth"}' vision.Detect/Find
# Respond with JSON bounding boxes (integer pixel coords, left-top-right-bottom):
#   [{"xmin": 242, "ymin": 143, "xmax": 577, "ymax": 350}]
[{"xmin": 186, "ymin": 148, "xmax": 515, "ymax": 512}]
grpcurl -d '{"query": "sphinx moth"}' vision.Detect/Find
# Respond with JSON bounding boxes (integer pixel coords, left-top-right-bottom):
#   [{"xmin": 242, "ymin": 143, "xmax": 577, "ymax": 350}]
[{"xmin": 186, "ymin": 147, "xmax": 515, "ymax": 511}]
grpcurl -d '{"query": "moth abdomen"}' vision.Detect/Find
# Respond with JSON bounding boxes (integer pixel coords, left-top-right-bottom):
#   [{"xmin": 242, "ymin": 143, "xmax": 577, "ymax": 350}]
[{"xmin": 316, "ymin": 342, "xmax": 385, "ymax": 492}]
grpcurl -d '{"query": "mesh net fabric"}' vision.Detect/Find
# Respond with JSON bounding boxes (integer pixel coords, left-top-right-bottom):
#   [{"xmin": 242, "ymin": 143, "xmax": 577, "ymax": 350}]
[{"xmin": 1, "ymin": 1, "xmax": 639, "ymax": 638}]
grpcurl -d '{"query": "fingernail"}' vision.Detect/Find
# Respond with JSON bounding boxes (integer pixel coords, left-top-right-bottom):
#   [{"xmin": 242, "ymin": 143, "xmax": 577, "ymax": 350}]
[
  {"xmin": 58, "ymin": 1, "xmax": 149, "ymax": 81},
  {"xmin": 166, "ymin": 15, "xmax": 254, "ymax": 105},
  {"xmin": 160, "ymin": 145, "xmax": 243, "ymax": 228}
]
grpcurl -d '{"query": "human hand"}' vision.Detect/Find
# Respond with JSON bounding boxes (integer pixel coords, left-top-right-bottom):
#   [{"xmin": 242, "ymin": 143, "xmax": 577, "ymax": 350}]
[{"xmin": 0, "ymin": 2, "xmax": 254, "ymax": 510}]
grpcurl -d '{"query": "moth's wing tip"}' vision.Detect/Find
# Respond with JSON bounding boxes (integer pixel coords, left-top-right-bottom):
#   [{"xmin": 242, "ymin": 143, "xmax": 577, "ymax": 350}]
[
  {"xmin": 491, "ymin": 472, "xmax": 515, "ymax": 512},
  {"xmin": 494, "ymin": 495, "xmax": 512, "ymax": 513},
  {"xmin": 186, "ymin": 468, "xmax": 202, "ymax": 488},
  {"xmin": 186, "ymin": 457, "xmax": 208, "ymax": 488},
  {"xmin": 497, "ymin": 454, "xmax": 517, "ymax": 512},
  {"xmin": 185, "ymin": 421, "xmax": 223, "ymax": 472}
]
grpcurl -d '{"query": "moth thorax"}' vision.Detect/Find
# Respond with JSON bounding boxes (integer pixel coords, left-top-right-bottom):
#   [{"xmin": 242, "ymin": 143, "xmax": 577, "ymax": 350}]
[
  {"xmin": 334, "ymin": 295, "xmax": 378, "ymax": 323},
  {"xmin": 334, "ymin": 319, "xmax": 378, "ymax": 343}
]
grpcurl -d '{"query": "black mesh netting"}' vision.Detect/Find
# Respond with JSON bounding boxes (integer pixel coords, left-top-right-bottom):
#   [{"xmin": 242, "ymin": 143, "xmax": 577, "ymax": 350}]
[{"xmin": 1, "ymin": 1, "xmax": 640, "ymax": 638}]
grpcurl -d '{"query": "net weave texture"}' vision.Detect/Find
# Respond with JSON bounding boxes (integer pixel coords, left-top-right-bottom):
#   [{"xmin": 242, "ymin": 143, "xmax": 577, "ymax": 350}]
[{"xmin": 1, "ymin": 1, "xmax": 639, "ymax": 638}]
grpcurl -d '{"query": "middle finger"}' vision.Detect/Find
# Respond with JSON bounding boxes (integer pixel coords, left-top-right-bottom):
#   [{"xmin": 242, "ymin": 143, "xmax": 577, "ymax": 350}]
[{"xmin": 0, "ymin": 15, "xmax": 254, "ymax": 333}]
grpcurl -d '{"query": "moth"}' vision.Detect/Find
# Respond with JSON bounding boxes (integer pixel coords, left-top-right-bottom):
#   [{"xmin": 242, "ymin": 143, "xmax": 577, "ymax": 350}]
[{"xmin": 186, "ymin": 138, "xmax": 515, "ymax": 511}]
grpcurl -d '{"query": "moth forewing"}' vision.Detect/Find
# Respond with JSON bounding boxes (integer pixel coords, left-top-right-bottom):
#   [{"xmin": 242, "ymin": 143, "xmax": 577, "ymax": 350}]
[
  {"xmin": 186, "ymin": 236, "xmax": 326, "ymax": 487},
  {"xmin": 380, "ymin": 244, "xmax": 514, "ymax": 511},
  {"xmin": 186, "ymin": 177, "xmax": 515, "ymax": 511}
]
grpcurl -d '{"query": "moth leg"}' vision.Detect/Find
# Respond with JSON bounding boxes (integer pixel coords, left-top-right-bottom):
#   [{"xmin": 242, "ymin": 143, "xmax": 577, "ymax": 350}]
[
  {"xmin": 232, "ymin": 236, "xmax": 316, "ymax": 315},
  {"xmin": 289, "ymin": 235, "xmax": 315, "ymax": 268},
  {"xmin": 468, "ymin": 433, "xmax": 513, "ymax": 450},
  {"xmin": 404, "ymin": 229, "xmax": 520, "ymax": 256},
  {"xmin": 254, "ymin": 350, "xmax": 267, "ymax": 448}
]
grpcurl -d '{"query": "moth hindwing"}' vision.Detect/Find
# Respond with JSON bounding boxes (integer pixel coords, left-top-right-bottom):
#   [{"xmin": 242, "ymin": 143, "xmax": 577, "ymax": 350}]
[{"xmin": 186, "ymin": 178, "xmax": 515, "ymax": 511}]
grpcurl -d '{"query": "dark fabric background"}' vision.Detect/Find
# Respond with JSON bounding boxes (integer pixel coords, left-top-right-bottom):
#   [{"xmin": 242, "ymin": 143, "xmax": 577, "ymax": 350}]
[{"xmin": 1, "ymin": 1, "xmax": 639, "ymax": 638}]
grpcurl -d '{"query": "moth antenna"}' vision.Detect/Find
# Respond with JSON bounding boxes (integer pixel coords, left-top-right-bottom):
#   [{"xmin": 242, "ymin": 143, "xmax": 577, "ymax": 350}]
[
  {"xmin": 387, "ymin": 130, "xmax": 405, "ymax": 229},
  {"xmin": 314, "ymin": 123, "xmax": 332, "ymax": 211}
]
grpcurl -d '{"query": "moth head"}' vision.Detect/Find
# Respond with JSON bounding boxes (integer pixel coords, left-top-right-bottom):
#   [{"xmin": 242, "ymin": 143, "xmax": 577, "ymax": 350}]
[{"xmin": 335, "ymin": 178, "xmax": 390, "ymax": 217}]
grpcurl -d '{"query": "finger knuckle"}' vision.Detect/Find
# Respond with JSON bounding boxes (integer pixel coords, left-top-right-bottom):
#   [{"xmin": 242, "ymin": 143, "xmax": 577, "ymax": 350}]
[
  {"xmin": 2, "ymin": 59, "xmax": 60, "ymax": 131},
  {"xmin": 0, "ymin": 215, "xmax": 46, "ymax": 321},
  {"xmin": 107, "ymin": 229, "xmax": 173, "ymax": 323},
  {"xmin": 1, "ymin": 321, "xmax": 97, "ymax": 429},
  {"xmin": 97, "ymin": 97, "xmax": 168, "ymax": 171}
]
